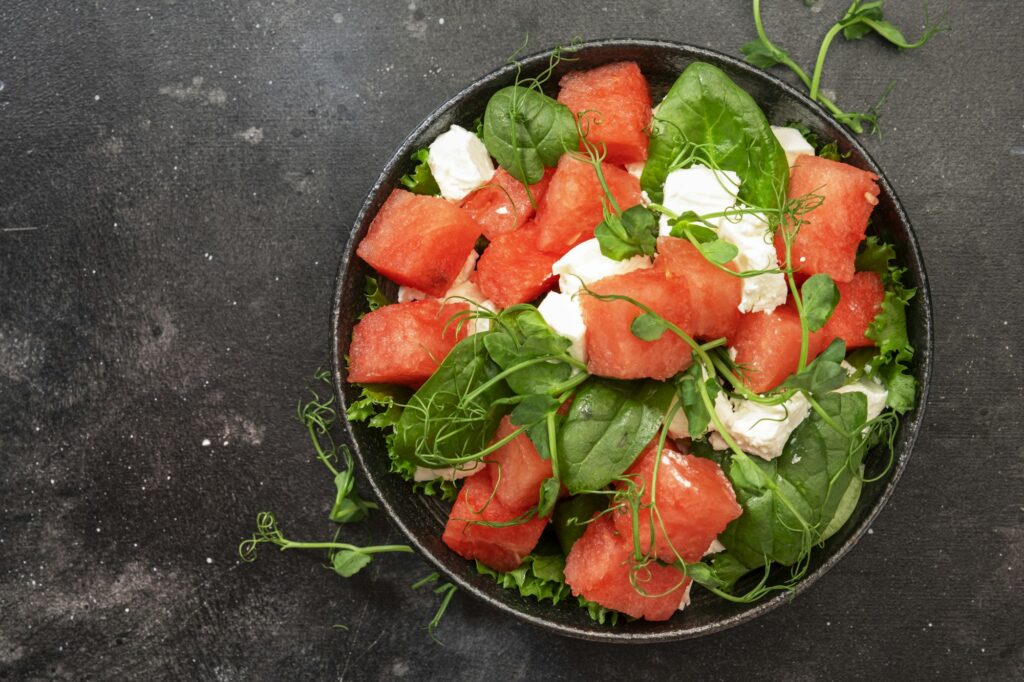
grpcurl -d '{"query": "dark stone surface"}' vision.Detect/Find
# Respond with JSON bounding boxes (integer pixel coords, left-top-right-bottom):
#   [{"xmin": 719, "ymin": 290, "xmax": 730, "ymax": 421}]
[{"xmin": 0, "ymin": 1, "xmax": 1020, "ymax": 679}]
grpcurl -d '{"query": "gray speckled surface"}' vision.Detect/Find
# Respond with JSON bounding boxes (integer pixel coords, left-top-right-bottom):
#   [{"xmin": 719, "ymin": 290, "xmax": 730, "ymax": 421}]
[{"xmin": 0, "ymin": 1, "xmax": 1021, "ymax": 679}]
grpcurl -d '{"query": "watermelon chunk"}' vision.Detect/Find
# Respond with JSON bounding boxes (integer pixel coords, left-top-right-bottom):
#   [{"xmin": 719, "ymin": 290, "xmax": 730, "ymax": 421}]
[
  {"xmin": 822, "ymin": 271, "xmax": 885, "ymax": 349},
  {"xmin": 442, "ymin": 468, "xmax": 547, "ymax": 572},
  {"xmin": 731, "ymin": 306, "xmax": 828, "ymax": 394},
  {"xmin": 557, "ymin": 61, "xmax": 652, "ymax": 165},
  {"xmin": 777, "ymin": 155, "xmax": 880, "ymax": 283},
  {"xmin": 347, "ymin": 300, "xmax": 468, "ymax": 387},
  {"xmin": 613, "ymin": 442, "xmax": 742, "ymax": 563},
  {"xmin": 654, "ymin": 236, "xmax": 742, "ymax": 341},
  {"xmin": 460, "ymin": 167, "xmax": 553, "ymax": 240},
  {"xmin": 487, "ymin": 415, "xmax": 553, "ymax": 513},
  {"xmin": 563, "ymin": 513, "xmax": 689, "ymax": 621},
  {"xmin": 475, "ymin": 222, "xmax": 558, "ymax": 308},
  {"xmin": 356, "ymin": 189, "xmax": 482, "ymax": 296},
  {"xmin": 534, "ymin": 155, "xmax": 642, "ymax": 255},
  {"xmin": 582, "ymin": 269, "xmax": 694, "ymax": 380}
]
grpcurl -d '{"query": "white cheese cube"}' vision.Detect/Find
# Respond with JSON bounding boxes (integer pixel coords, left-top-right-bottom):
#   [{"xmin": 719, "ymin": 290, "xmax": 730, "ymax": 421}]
[
  {"xmin": 658, "ymin": 165, "xmax": 740, "ymax": 236},
  {"xmin": 537, "ymin": 291, "xmax": 587, "ymax": 364},
  {"xmin": 771, "ymin": 126, "xmax": 816, "ymax": 167},
  {"xmin": 397, "ymin": 286, "xmax": 428, "ymax": 303},
  {"xmin": 552, "ymin": 238, "xmax": 652, "ymax": 298},
  {"xmin": 834, "ymin": 377, "xmax": 889, "ymax": 422},
  {"xmin": 625, "ymin": 161, "xmax": 645, "ymax": 180},
  {"xmin": 715, "ymin": 392, "xmax": 811, "ymax": 460},
  {"xmin": 703, "ymin": 538, "xmax": 726, "ymax": 556},
  {"xmin": 427, "ymin": 124, "xmax": 495, "ymax": 201},
  {"xmin": 716, "ymin": 212, "xmax": 788, "ymax": 314},
  {"xmin": 413, "ymin": 461, "xmax": 483, "ymax": 482}
]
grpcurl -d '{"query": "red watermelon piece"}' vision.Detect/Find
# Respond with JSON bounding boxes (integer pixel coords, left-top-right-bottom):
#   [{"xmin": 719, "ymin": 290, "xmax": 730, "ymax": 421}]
[
  {"xmin": 486, "ymin": 416, "xmax": 553, "ymax": 513},
  {"xmin": 563, "ymin": 513, "xmax": 689, "ymax": 621},
  {"xmin": 822, "ymin": 271, "xmax": 885, "ymax": 349},
  {"xmin": 557, "ymin": 61, "xmax": 653, "ymax": 165},
  {"xmin": 582, "ymin": 269, "xmax": 694, "ymax": 380},
  {"xmin": 776, "ymin": 155, "xmax": 880, "ymax": 283},
  {"xmin": 347, "ymin": 300, "xmax": 468, "ymax": 387},
  {"xmin": 356, "ymin": 189, "xmax": 482, "ymax": 297},
  {"xmin": 442, "ymin": 468, "xmax": 547, "ymax": 572},
  {"xmin": 460, "ymin": 167, "xmax": 553, "ymax": 240},
  {"xmin": 475, "ymin": 222, "xmax": 558, "ymax": 308},
  {"xmin": 613, "ymin": 442, "xmax": 741, "ymax": 563},
  {"xmin": 730, "ymin": 306, "xmax": 830, "ymax": 394},
  {"xmin": 534, "ymin": 155, "xmax": 642, "ymax": 256},
  {"xmin": 655, "ymin": 236, "xmax": 742, "ymax": 341}
]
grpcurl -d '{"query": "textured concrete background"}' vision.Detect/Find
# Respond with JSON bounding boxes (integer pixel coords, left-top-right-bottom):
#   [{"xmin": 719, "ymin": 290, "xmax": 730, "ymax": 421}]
[{"xmin": 1, "ymin": 1, "xmax": 1021, "ymax": 679}]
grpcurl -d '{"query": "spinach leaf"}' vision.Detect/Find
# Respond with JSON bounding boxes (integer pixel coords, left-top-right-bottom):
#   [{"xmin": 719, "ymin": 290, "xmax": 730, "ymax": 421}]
[
  {"xmin": 391, "ymin": 336, "xmax": 512, "ymax": 469},
  {"xmin": 483, "ymin": 307, "xmax": 574, "ymax": 396},
  {"xmin": 801, "ymin": 273, "xmax": 840, "ymax": 331},
  {"xmin": 719, "ymin": 392, "xmax": 868, "ymax": 568},
  {"xmin": 781, "ymin": 338, "xmax": 848, "ymax": 396},
  {"xmin": 399, "ymin": 148, "xmax": 440, "ymax": 195},
  {"xmin": 553, "ymin": 494, "xmax": 607, "ymax": 556},
  {"xmin": 594, "ymin": 205, "xmax": 659, "ymax": 261},
  {"xmin": 482, "ymin": 86, "xmax": 579, "ymax": 186},
  {"xmin": 820, "ymin": 465, "xmax": 863, "ymax": 541},
  {"xmin": 558, "ymin": 378, "xmax": 675, "ymax": 494},
  {"xmin": 641, "ymin": 62, "xmax": 789, "ymax": 211},
  {"xmin": 536, "ymin": 477, "xmax": 561, "ymax": 518}
]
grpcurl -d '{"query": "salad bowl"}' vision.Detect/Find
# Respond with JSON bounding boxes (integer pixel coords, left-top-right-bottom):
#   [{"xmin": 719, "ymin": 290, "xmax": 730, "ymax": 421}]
[{"xmin": 330, "ymin": 39, "xmax": 932, "ymax": 642}]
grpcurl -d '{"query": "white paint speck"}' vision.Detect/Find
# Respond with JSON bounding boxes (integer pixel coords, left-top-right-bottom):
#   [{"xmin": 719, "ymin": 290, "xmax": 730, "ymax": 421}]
[
  {"xmin": 332, "ymin": 12, "xmax": 344, "ymax": 24},
  {"xmin": 438, "ymin": 17, "xmax": 444, "ymax": 24},
  {"xmin": 206, "ymin": 557, "xmax": 213, "ymax": 564},
  {"xmin": 201, "ymin": 438, "xmax": 211, "ymax": 447},
  {"xmin": 94, "ymin": 94, "xmax": 100, "ymax": 101},
  {"xmin": 236, "ymin": 127, "xmax": 264, "ymax": 145}
]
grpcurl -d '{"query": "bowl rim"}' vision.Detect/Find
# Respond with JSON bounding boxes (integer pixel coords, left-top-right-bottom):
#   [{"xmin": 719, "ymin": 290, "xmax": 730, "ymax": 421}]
[{"xmin": 330, "ymin": 38, "xmax": 933, "ymax": 643}]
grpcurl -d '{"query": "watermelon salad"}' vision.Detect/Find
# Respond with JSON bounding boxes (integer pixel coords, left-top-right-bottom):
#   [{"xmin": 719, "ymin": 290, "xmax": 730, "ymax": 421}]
[{"xmin": 344, "ymin": 55, "xmax": 917, "ymax": 624}]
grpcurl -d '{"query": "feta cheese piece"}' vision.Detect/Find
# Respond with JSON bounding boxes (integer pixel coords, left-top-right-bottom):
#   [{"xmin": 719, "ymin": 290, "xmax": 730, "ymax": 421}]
[
  {"xmin": 427, "ymin": 124, "xmax": 495, "ymax": 201},
  {"xmin": 667, "ymin": 399, "xmax": 692, "ymax": 440},
  {"xmin": 625, "ymin": 161, "xmax": 645, "ymax": 180},
  {"xmin": 703, "ymin": 538, "xmax": 726, "ymax": 557},
  {"xmin": 552, "ymin": 239, "xmax": 652, "ymax": 298},
  {"xmin": 715, "ymin": 392, "xmax": 811, "ymax": 460},
  {"xmin": 834, "ymin": 377, "xmax": 889, "ymax": 422},
  {"xmin": 771, "ymin": 126, "xmax": 815, "ymax": 167},
  {"xmin": 658, "ymin": 165, "xmax": 740, "ymax": 235},
  {"xmin": 443, "ymin": 280, "xmax": 496, "ymax": 335},
  {"xmin": 413, "ymin": 461, "xmax": 483, "ymax": 482},
  {"xmin": 397, "ymin": 285, "xmax": 428, "ymax": 303},
  {"xmin": 537, "ymin": 291, "xmax": 587, "ymax": 364},
  {"xmin": 716, "ymin": 212, "xmax": 788, "ymax": 314},
  {"xmin": 677, "ymin": 581, "xmax": 693, "ymax": 611}
]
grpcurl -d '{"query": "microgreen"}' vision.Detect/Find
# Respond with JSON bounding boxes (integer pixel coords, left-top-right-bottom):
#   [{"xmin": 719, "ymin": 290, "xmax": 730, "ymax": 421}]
[{"xmin": 743, "ymin": 0, "xmax": 948, "ymax": 134}]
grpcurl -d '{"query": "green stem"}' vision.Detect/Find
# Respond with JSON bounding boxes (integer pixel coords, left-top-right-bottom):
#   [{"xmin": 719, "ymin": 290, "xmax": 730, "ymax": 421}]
[
  {"xmin": 809, "ymin": 23, "xmax": 844, "ymax": 102},
  {"xmin": 278, "ymin": 541, "xmax": 413, "ymax": 554}
]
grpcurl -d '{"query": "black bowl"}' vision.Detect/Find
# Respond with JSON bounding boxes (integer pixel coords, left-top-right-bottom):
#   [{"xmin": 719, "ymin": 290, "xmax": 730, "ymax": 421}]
[{"xmin": 331, "ymin": 39, "xmax": 933, "ymax": 643}]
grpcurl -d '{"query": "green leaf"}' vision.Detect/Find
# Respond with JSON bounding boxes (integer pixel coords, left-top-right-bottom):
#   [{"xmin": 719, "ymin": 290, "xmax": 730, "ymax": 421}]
[
  {"xmin": 668, "ymin": 212, "xmax": 718, "ymax": 242},
  {"xmin": 329, "ymin": 469, "xmax": 377, "ymax": 524},
  {"xmin": 392, "ymin": 335, "xmax": 513, "ymax": 469},
  {"xmin": 594, "ymin": 205, "xmax": 659, "ymax": 261},
  {"xmin": 558, "ymin": 378, "xmax": 675, "ymax": 494},
  {"xmin": 630, "ymin": 312, "xmax": 667, "ymax": 341},
  {"xmin": 510, "ymin": 394, "xmax": 560, "ymax": 429},
  {"xmin": 553, "ymin": 493, "xmax": 607, "ymax": 556},
  {"xmin": 483, "ymin": 307, "xmax": 574, "ymax": 396},
  {"xmin": 642, "ymin": 62, "xmax": 789, "ymax": 211},
  {"xmin": 782, "ymin": 338, "xmax": 848, "ymax": 396},
  {"xmin": 536, "ymin": 477, "xmax": 561, "ymax": 518},
  {"xmin": 483, "ymin": 85, "xmax": 579, "ymax": 186},
  {"xmin": 399, "ymin": 148, "xmax": 440, "ymax": 195},
  {"xmin": 801, "ymin": 273, "xmax": 840, "ymax": 332},
  {"xmin": 741, "ymin": 38, "xmax": 786, "ymax": 69},
  {"xmin": 345, "ymin": 383, "xmax": 407, "ymax": 429},
  {"xmin": 675, "ymin": 363, "xmax": 721, "ymax": 439},
  {"xmin": 855, "ymin": 236, "xmax": 897, "ymax": 274},
  {"xmin": 719, "ymin": 392, "xmax": 869, "ymax": 568},
  {"xmin": 840, "ymin": 1, "xmax": 947, "ymax": 49},
  {"xmin": 331, "ymin": 550, "xmax": 373, "ymax": 578},
  {"xmin": 820, "ymin": 466, "xmax": 864, "ymax": 540},
  {"xmin": 362, "ymin": 276, "xmax": 391, "ymax": 315},
  {"xmin": 701, "ymin": 239, "xmax": 740, "ymax": 265}
]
